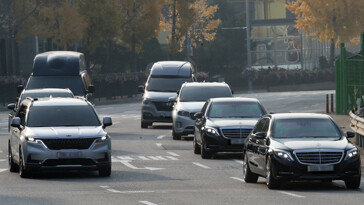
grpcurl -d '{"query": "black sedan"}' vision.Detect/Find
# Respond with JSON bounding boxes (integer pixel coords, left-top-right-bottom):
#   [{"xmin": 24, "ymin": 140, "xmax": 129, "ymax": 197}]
[
  {"xmin": 193, "ymin": 97, "xmax": 267, "ymax": 159},
  {"xmin": 243, "ymin": 113, "xmax": 361, "ymax": 189}
]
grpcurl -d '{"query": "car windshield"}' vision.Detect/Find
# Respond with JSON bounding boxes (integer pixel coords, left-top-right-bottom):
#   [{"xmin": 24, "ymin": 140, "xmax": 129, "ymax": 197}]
[
  {"xmin": 180, "ymin": 86, "xmax": 232, "ymax": 102},
  {"xmin": 208, "ymin": 101, "xmax": 265, "ymax": 118},
  {"xmin": 26, "ymin": 76, "xmax": 86, "ymax": 96},
  {"xmin": 147, "ymin": 77, "xmax": 192, "ymax": 92},
  {"xmin": 20, "ymin": 92, "xmax": 73, "ymax": 103},
  {"xmin": 272, "ymin": 118, "xmax": 341, "ymax": 139},
  {"xmin": 27, "ymin": 105, "xmax": 101, "ymax": 127}
]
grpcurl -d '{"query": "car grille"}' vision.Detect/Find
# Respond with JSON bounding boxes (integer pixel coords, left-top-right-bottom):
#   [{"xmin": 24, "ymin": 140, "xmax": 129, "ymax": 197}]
[
  {"xmin": 41, "ymin": 138, "xmax": 97, "ymax": 150},
  {"xmin": 153, "ymin": 101, "xmax": 172, "ymax": 111},
  {"xmin": 221, "ymin": 128, "xmax": 252, "ymax": 139},
  {"xmin": 294, "ymin": 150, "xmax": 344, "ymax": 165}
]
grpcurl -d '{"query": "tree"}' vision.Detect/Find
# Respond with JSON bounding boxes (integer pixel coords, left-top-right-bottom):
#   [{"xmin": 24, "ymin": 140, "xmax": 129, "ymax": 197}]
[
  {"xmin": 116, "ymin": 0, "xmax": 165, "ymax": 71},
  {"xmin": 287, "ymin": 0, "xmax": 364, "ymax": 68},
  {"xmin": 164, "ymin": 0, "xmax": 221, "ymax": 55}
]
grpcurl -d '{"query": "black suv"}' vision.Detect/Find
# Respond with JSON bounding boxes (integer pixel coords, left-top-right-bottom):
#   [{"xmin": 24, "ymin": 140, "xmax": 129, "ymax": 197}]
[
  {"xmin": 193, "ymin": 97, "xmax": 266, "ymax": 159},
  {"xmin": 243, "ymin": 113, "xmax": 361, "ymax": 189}
]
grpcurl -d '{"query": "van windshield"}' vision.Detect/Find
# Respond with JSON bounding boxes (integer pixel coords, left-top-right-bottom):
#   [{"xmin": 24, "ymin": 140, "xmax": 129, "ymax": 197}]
[
  {"xmin": 26, "ymin": 76, "xmax": 86, "ymax": 96},
  {"xmin": 147, "ymin": 77, "xmax": 192, "ymax": 92}
]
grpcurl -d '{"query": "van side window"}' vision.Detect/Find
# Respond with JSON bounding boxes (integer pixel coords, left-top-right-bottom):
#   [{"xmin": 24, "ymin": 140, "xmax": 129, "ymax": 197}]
[
  {"xmin": 201, "ymin": 101, "xmax": 209, "ymax": 115},
  {"xmin": 252, "ymin": 118, "xmax": 267, "ymax": 133},
  {"xmin": 16, "ymin": 105, "xmax": 27, "ymax": 126}
]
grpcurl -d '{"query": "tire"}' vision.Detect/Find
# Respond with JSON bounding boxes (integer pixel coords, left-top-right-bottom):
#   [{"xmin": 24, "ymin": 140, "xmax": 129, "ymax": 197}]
[
  {"xmin": 345, "ymin": 175, "xmax": 361, "ymax": 189},
  {"xmin": 99, "ymin": 164, "xmax": 112, "ymax": 177},
  {"xmin": 19, "ymin": 149, "xmax": 31, "ymax": 178},
  {"xmin": 201, "ymin": 140, "xmax": 213, "ymax": 159},
  {"xmin": 193, "ymin": 136, "xmax": 201, "ymax": 154},
  {"xmin": 172, "ymin": 128, "xmax": 181, "ymax": 140},
  {"xmin": 242, "ymin": 154, "xmax": 258, "ymax": 183},
  {"xmin": 8, "ymin": 142, "xmax": 18, "ymax": 172},
  {"xmin": 141, "ymin": 122, "xmax": 151, "ymax": 129},
  {"xmin": 266, "ymin": 156, "xmax": 280, "ymax": 189}
]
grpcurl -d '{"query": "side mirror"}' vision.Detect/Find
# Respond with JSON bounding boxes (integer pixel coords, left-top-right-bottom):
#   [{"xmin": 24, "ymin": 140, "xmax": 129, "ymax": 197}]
[
  {"xmin": 346, "ymin": 131, "xmax": 355, "ymax": 138},
  {"xmin": 11, "ymin": 117, "xmax": 21, "ymax": 128},
  {"xmin": 7, "ymin": 103, "xmax": 15, "ymax": 111},
  {"xmin": 87, "ymin": 85, "xmax": 95, "ymax": 94},
  {"xmin": 102, "ymin": 117, "xmax": 112, "ymax": 128},
  {"xmin": 17, "ymin": 85, "xmax": 24, "ymax": 94},
  {"xmin": 176, "ymin": 90, "xmax": 180, "ymax": 95},
  {"xmin": 255, "ymin": 132, "xmax": 266, "ymax": 139},
  {"xmin": 194, "ymin": 112, "xmax": 203, "ymax": 119},
  {"xmin": 138, "ymin": 85, "xmax": 145, "ymax": 94},
  {"xmin": 231, "ymin": 90, "xmax": 234, "ymax": 95}
]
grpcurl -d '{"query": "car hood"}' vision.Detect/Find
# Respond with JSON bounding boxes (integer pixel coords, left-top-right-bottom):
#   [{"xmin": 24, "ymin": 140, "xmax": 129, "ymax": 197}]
[
  {"xmin": 272, "ymin": 137, "xmax": 350, "ymax": 150},
  {"xmin": 144, "ymin": 91, "xmax": 177, "ymax": 102},
  {"xmin": 177, "ymin": 102, "xmax": 206, "ymax": 112},
  {"xmin": 208, "ymin": 118, "xmax": 259, "ymax": 128},
  {"xmin": 24, "ymin": 126, "xmax": 106, "ymax": 139}
]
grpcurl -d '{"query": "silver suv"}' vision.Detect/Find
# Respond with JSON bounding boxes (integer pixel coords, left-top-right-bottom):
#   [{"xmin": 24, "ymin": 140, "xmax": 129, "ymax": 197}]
[{"xmin": 8, "ymin": 98, "xmax": 112, "ymax": 178}]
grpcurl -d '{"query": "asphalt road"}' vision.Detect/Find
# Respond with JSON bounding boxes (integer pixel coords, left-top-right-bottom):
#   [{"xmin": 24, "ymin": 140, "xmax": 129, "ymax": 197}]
[{"xmin": 0, "ymin": 90, "xmax": 363, "ymax": 205}]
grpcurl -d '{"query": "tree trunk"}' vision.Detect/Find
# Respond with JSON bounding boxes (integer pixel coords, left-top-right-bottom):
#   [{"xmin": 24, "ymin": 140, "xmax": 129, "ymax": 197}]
[{"xmin": 329, "ymin": 39, "xmax": 335, "ymax": 70}]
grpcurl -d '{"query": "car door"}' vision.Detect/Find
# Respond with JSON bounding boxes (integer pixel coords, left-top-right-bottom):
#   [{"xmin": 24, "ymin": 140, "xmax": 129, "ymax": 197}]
[
  {"xmin": 255, "ymin": 118, "xmax": 270, "ymax": 173},
  {"xmin": 11, "ymin": 105, "xmax": 27, "ymax": 163},
  {"xmin": 195, "ymin": 101, "xmax": 209, "ymax": 145},
  {"xmin": 246, "ymin": 118, "xmax": 267, "ymax": 173}
]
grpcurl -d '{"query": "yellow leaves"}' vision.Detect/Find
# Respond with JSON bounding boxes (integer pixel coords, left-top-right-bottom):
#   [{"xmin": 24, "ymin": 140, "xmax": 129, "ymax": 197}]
[{"xmin": 287, "ymin": 0, "xmax": 364, "ymax": 45}]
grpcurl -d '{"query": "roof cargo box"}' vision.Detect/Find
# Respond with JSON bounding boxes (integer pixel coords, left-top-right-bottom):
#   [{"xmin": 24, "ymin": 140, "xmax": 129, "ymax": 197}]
[{"xmin": 33, "ymin": 51, "xmax": 86, "ymax": 76}]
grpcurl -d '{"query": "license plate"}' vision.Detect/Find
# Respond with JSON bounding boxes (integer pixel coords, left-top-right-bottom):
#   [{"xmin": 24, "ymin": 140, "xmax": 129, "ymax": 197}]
[
  {"xmin": 231, "ymin": 138, "xmax": 245, "ymax": 145},
  {"xmin": 307, "ymin": 165, "xmax": 334, "ymax": 172},
  {"xmin": 57, "ymin": 151, "xmax": 82, "ymax": 159}
]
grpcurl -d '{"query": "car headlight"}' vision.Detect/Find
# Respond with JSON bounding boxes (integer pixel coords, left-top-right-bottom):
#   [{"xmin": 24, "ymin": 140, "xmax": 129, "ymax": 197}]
[
  {"xmin": 202, "ymin": 126, "xmax": 220, "ymax": 136},
  {"xmin": 25, "ymin": 137, "xmax": 35, "ymax": 142},
  {"xmin": 143, "ymin": 99, "xmax": 152, "ymax": 104},
  {"xmin": 345, "ymin": 148, "xmax": 358, "ymax": 159},
  {"xmin": 178, "ymin": 110, "xmax": 190, "ymax": 117},
  {"xmin": 274, "ymin": 149, "xmax": 294, "ymax": 161},
  {"xmin": 100, "ymin": 135, "xmax": 110, "ymax": 141}
]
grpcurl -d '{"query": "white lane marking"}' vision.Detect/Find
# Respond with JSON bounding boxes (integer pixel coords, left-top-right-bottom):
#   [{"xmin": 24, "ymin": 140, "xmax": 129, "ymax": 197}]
[
  {"xmin": 233, "ymin": 159, "xmax": 244, "ymax": 165},
  {"xmin": 165, "ymin": 156, "xmax": 178, "ymax": 160},
  {"xmin": 100, "ymin": 186, "xmax": 155, "ymax": 194},
  {"xmin": 116, "ymin": 156, "xmax": 134, "ymax": 161},
  {"xmin": 107, "ymin": 188, "xmax": 121, "ymax": 193},
  {"xmin": 112, "ymin": 158, "xmax": 164, "ymax": 171},
  {"xmin": 139, "ymin": 201, "xmax": 158, "ymax": 205},
  {"xmin": 156, "ymin": 143, "xmax": 162, "ymax": 147},
  {"xmin": 157, "ymin": 135, "xmax": 165, "ymax": 139},
  {"xmin": 0, "ymin": 169, "xmax": 8, "ymax": 173},
  {"xmin": 113, "ymin": 121, "xmax": 120, "ymax": 125},
  {"xmin": 192, "ymin": 162, "xmax": 211, "ymax": 169},
  {"xmin": 147, "ymin": 156, "xmax": 161, "ymax": 160},
  {"xmin": 0, "ymin": 159, "xmax": 6, "ymax": 162},
  {"xmin": 155, "ymin": 156, "xmax": 167, "ymax": 160},
  {"xmin": 230, "ymin": 177, "xmax": 245, "ymax": 182},
  {"xmin": 166, "ymin": 152, "xmax": 179, "ymax": 157},
  {"xmin": 100, "ymin": 186, "xmax": 109, "ymax": 188},
  {"xmin": 138, "ymin": 156, "xmax": 150, "ymax": 160},
  {"xmin": 278, "ymin": 191, "xmax": 305, "ymax": 198}
]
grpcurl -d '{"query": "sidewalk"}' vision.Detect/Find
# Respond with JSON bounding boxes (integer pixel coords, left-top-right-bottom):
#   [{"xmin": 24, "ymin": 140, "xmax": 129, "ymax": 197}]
[{"xmin": 330, "ymin": 114, "xmax": 364, "ymax": 167}]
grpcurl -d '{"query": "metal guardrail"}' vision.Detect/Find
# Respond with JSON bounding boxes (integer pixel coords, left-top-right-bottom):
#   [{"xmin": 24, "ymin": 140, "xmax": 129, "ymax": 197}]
[{"xmin": 349, "ymin": 111, "xmax": 364, "ymax": 148}]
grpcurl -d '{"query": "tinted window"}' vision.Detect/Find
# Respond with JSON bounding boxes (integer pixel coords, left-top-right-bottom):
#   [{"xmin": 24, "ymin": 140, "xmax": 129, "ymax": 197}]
[
  {"xmin": 180, "ymin": 86, "xmax": 232, "ymax": 102},
  {"xmin": 208, "ymin": 101, "xmax": 265, "ymax": 118},
  {"xmin": 147, "ymin": 77, "xmax": 192, "ymax": 92},
  {"xmin": 27, "ymin": 105, "xmax": 101, "ymax": 127},
  {"xmin": 26, "ymin": 76, "xmax": 86, "ymax": 96},
  {"xmin": 253, "ymin": 118, "xmax": 267, "ymax": 133},
  {"xmin": 272, "ymin": 118, "xmax": 341, "ymax": 139},
  {"xmin": 20, "ymin": 92, "xmax": 73, "ymax": 103}
]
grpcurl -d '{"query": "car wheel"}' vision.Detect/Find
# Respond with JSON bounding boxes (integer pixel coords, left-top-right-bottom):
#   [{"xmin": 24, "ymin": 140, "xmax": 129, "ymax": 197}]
[
  {"xmin": 344, "ymin": 174, "xmax": 361, "ymax": 189},
  {"xmin": 19, "ymin": 149, "xmax": 30, "ymax": 178},
  {"xmin": 99, "ymin": 164, "xmax": 112, "ymax": 177},
  {"xmin": 242, "ymin": 154, "xmax": 258, "ymax": 183},
  {"xmin": 172, "ymin": 128, "xmax": 181, "ymax": 140},
  {"xmin": 201, "ymin": 140, "xmax": 213, "ymax": 159},
  {"xmin": 266, "ymin": 156, "xmax": 280, "ymax": 189},
  {"xmin": 193, "ymin": 136, "xmax": 201, "ymax": 154},
  {"xmin": 8, "ymin": 142, "xmax": 19, "ymax": 172},
  {"xmin": 141, "ymin": 122, "xmax": 151, "ymax": 129}
]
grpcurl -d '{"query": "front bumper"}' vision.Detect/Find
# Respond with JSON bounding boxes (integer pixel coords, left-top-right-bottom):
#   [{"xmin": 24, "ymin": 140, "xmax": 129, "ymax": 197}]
[
  {"xmin": 141, "ymin": 103, "xmax": 172, "ymax": 123},
  {"xmin": 271, "ymin": 155, "xmax": 361, "ymax": 181},
  {"xmin": 173, "ymin": 114, "xmax": 195, "ymax": 135},
  {"xmin": 204, "ymin": 134, "xmax": 245, "ymax": 153},
  {"xmin": 22, "ymin": 139, "xmax": 111, "ymax": 171}
]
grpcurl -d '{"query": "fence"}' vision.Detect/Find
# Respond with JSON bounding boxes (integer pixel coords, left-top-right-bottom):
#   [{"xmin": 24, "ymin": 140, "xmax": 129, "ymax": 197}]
[
  {"xmin": 349, "ymin": 111, "xmax": 364, "ymax": 148},
  {"xmin": 335, "ymin": 33, "xmax": 364, "ymax": 114}
]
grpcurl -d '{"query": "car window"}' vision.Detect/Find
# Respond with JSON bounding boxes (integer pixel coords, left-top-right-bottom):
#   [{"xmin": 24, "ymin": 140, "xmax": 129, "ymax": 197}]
[
  {"xmin": 252, "ymin": 118, "xmax": 267, "ymax": 133},
  {"xmin": 26, "ymin": 76, "xmax": 86, "ymax": 96},
  {"xmin": 146, "ymin": 77, "xmax": 192, "ymax": 92},
  {"xmin": 180, "ymin": 86, "xmax": 232, "ymax": 102},
  {"xmin": 207, "ymin": 101, "xmax": 265, "ymax": 118},
  {"xmin": 261, "ymin": 118, "xmax": 270, "ymax": 132},
  {"xmin": 16, "ymin": 105, "xmax": 27, "ymax": 126},
  {"xmin": 20, "ymin": 92, "xmax": 74, "ymax": 102},
  {"xmin": 27, "ymin": 105, "xmax": 101, "ymax": 127},
  {"xmin": 201, "ymin": 101, "xmax": 209, "ymax": 115}
]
